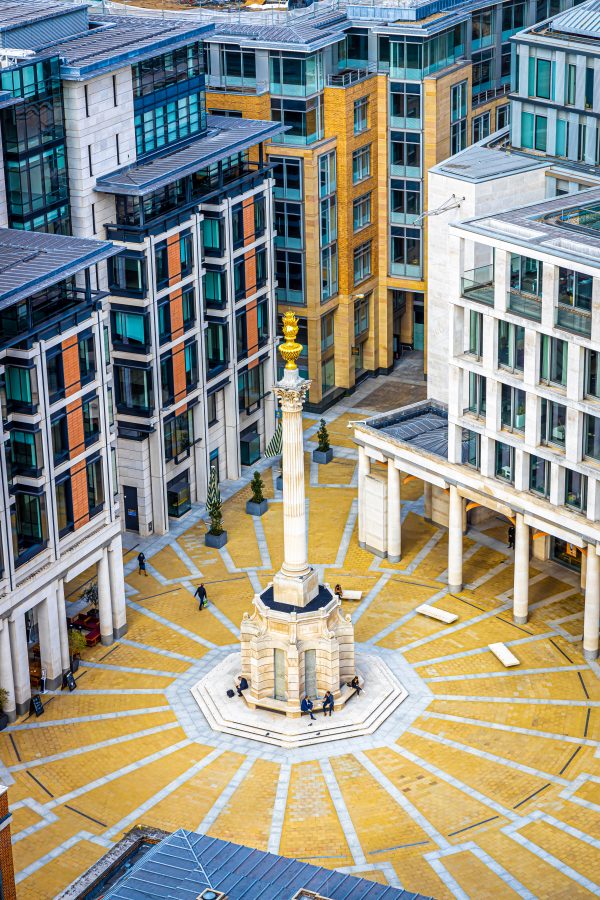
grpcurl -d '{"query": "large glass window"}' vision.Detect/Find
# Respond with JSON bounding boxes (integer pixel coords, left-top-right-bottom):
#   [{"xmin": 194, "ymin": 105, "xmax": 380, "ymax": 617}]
[
  {"xmin": 540, "ymin": 335, "xmax": 567, "ymax": 387},
  {"xmin": 86, "ymin": 457, "xmax": 104, "ymax": 516},
  {"xmin": 276, "ymin": 250, "xmax": 304, "ymax": 304},
  {"xmin": 586, "ymin": 350, "xmax": 600, "ymax": 400},
  {"xmin": 541, "ymin": 398, "xmax": 567, "ymax": 447},
  {"xmin": 390, "ymin": 180, "xmax": 420, "ymax": 224},
  {"xmin": 565, "ymin": 469, "xmax": 587, "ymax": 512},
  {"xmin": 501, "ymin": 384, "xmax": 526, "ymax": 432},
  {"xmin": 353, "ymin": 193, "xmax": 371, "ymax": 231},
  {"xmin": 390, "ymin": 82, "xmax": 421, "ymax": 128},
  {"xmin": 390, "ymin": 132, "xmax": 420, "ymax": 176},
  {"xmin": 51, "ymin": 413, "xmax": 69, "ymax": 465},
  {"xmin": 584, "ymin": 414, "xmax": 600, "ymax": 460},
  {"xmin": 354, "ymin": 295, "xmax": 370, "ymax": 338},
  {"xmin": 257, "ymin": 297, "xmax": 269, "ymax": 346},
  {"xmin": 111, "ymin": 309, "xmax": 149, "ymax": 351},
  {"xmin": 5, "ymin": 366, "xmax": 35, "ymax": 412},
  {"xmin": 164, "ymin": 409, "xmax": 193, "ymax": 461},
  {"xmin": 510, "ymin": 254, "xmax": 542, "ymax": 296},
  {"xmin": 528, "ymin": 57, "xmax": 553, "ymax": 100},
  {"xmin": 321, "ymin": 245, "xmax": 338, "ymax": 301},
  {"xmin": 352, "ymin": 145, "xmax": 371, "ymax": 183},
  {"xmin": 270, "ymin": 52, "xmax": 323, "ymax": 97},
  {"xmin": 108, "ymin": 253, "xmax": 146, "ymax": 297},
  {"xmin": 82, "ymin": 394, "xmax": 100, "ymax": 446},
  {"xmin": 79, "ymin": 331, "xmax": 96, "ymax": 385},
  {"xmin": 46, "ymin": 350, "xmax": 64, "ymax": 401},
  {"xmin": 391, "ymin": 227, "xmax": 421, "ymax": 277},
  {"xmin": 160, "ymin": 353, "xmax": 174, "ymax": 405},
  {"xmin": 114, "ymin": 365, "xmax": 154, "ymax": 414},
  {"xmin": 205, "ymin": 322, "xmax": 229, "ymax": 376},
  {"xmin": 321, "ymin": 312, "xmax": 335, "ymax": 350},
  {"xmin": 468, "ymin": 310, "xmax": 483, "ymax": 357},
  {"xmin": 354, "ymin": 97, "xmax": 369, "ymax": 134},
  {"xmin": 462, "ymin": 428, "xmax": 480, "ymax": 467},
  {"xmin": 530, "ymin": 455, "xmax": 550, "ymax": 495},
  {"xmin": 353, "ymin": 242, "xmax": 372, "ymax": 285},
  {"xmin": 275, "ymin": 201, "xmax": 303, "ymax": 249},
  {"xmin": 271, "ymin": 156, "xmax": 302, "ymax": 199},
  {"xmin": 498, "ymin": 321, "xmax": 525, "ymax": 371},
  {"xmin": 238, "ymin": 363, "xmax": 266, "ymax": 412},
  {"xmin": 203, "ymin": 269, "xmax": 227, "ymax": 309},
  {"xmin": 134, "ymin": 92, "xmax": 206, "ymax": 157},
  {"xmin": 202, "ymin": 215, "xmax": 224, "ymax": 257},
  {"xmin": 467, "ymin": 372, "xmax": 486, "ymax": 417},
  {"xmin": 271, "ymin": 96, "xmax": 322, "ymax": 146},
  {"xmin": 56, "ymin": 477, "xmax": 73, "ymax": 537},
  {"xmin": 220, "ymin": 47, "xmax": 256, "ymax": 88},
  {"xmin": 495, "ymin": 441, "xmax": 514, "ymax": 482},
  {"xmin": 132, "ymin": 44, "xmax": 203, "ymax": 97},
  {"xmin": 9, "ymin": 430, "xmax": 40, "ymax": 476},
  {"xmin": 12, "ymin": 492, "xmax": 47, "ymax": 563}
]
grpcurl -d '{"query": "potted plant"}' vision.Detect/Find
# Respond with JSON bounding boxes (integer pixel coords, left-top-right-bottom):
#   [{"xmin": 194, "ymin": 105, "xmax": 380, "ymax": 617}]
[
  {"xmin": 0, "ymin": 688, "xmax": 9, "ymax": 730},
  {"xmin": 313, "ymin": 419, "xmax": 333, "ymax": 464},
  {"xmin": 246, "ymin": 471, "xmax": 268, "ymax": 516},
  {"xmin": 68, "ymin": 628, "xmax": 87, "ymax": 673},
  {"xmin": 81, "ymin": 582, "xmax": 99, "ymax": 619},
  {"xmin": 205, "ymin": 466, "xmax": 227, "ymax": 548}
]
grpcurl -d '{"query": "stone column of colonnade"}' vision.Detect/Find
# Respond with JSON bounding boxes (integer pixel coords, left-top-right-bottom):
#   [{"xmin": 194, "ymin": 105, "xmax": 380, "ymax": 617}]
[
  {"xmin": 0, "ymin": 623, "xmax": 16, "ymax": 722},
  {"xmin": 37, "ymin": 591, "xmax": 63, "ymax": 691},
  {"xmin": 278, "ymin": 383, "xmax": 311, "ymax": 579},
  {"xmin": 447, "ymin": 485, "xmax": 464, "ymax": 593},
  {"xmin": 583, "ymin": 546, "xmax": 600, "ymax": 660},
  {"xmin": 513, "ymin": 514, "xmax": 530, "ymax": 624},
  {"xmin": 56, "ymin": 580, "xmax": 70, "ymax": 673},
  {"xmin": 357, "ymin": 445, "xmax": 370, "ymax": 548},
  {"xmin": 9, "ymin": 614, "xmax": 30, "ymax": 717},
  {"xmin": 98, "ymin": 539, "xmax": 128, "ymax": 645},
  {"xmin": 387, "ymin": 462, "xmax": 401, "ymax": 563}
]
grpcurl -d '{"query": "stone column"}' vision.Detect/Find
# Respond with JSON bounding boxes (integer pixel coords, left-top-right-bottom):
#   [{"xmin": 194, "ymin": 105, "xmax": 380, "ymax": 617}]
[
  {"xmin": 387, "ymin": 462, "xmax": 401, "ymax": 563},
  {"xmin": 583, "ymin": 547, "xmax": 600, "ymax": 660},
  {"xmin": 97, "ymin": 549, "xmax": 113, "ymax": 646},
  {"xmin": 109, "ymin": 537, "xmax": 128, "ymax": 640},
  {"xmin": 447, "ymin": 486, "xmax": 463, "ymax": 592},
  {"xmin": 513, "ymin": 514, "xmax": 530, "ymax": 624},
  {"xmin": 0, "ymin": 621, "xmax": 16, "ymax": 722},
  {"xmin": 37, "ymin": 592, "xmax": 63, "ymax": 691},
  {"xmin": 276, "ymin": 376, "xmax": 310, "ymax": 579},
  {"xmin": 9, "ymin": 613, "xmax": 30, "ymax": 716},
  {"xmin": 358, "ymin": 446, "xmax": 370, "ymax": 547},
  {"xmin": 56, "ymin": 580, "xmax": 70, "ymax": 674}
]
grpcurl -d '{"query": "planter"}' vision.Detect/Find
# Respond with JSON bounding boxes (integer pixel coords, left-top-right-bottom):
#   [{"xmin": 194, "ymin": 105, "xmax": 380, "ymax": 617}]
[
  {"xmin": 275, "ymin": 474, "xmax": 283, "ymax": 491},
  {"xmin": 313, "ymin": 448, "xmax": 333, "ymax": 465},
  {"xmin": 246, "ymin": 499, "xmax": 268, "ymax": 517},
  {"xmin": 205, "ymin": 530, "xmax": 228, "ymax": 549},
  {"xmin": 0, "ymin": 713, "xmax": 8, "ymax": 732}
]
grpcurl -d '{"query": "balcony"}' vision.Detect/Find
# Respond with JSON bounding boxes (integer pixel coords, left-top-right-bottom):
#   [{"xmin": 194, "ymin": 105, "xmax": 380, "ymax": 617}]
[
  {"xmin": 461, "ymin": 265, "xmax": 494, "ymax": 306},
  {"xmin": 206, "ymin": 75, "xmax": 268, "ymax": 95},
  {"xmin": 327, "ymin": 65, "xmax": 376, "ymax": 88},
  {"xmin": 556, "ymin": 304, "xmax": 592, "ymax": 337},
  {"xmin": 508, "ymin": 290, "xmax": 542, "ymax": 322}
]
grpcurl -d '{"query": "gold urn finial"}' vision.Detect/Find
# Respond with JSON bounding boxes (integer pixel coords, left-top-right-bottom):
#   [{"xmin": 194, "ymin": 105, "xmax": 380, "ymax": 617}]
[{"xmin": 279, "ymin": 310, "xmax": 303, "ymax": 371}]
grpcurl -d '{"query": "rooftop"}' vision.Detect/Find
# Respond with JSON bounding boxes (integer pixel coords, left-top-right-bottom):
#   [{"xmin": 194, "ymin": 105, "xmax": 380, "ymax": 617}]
[
  {"xmin": 0, "ymin": 228, "xmax": 119, "ymax": 308},
  {"xmin": 533, "ymin": 0, "xmax": 600, "ymax": 41},
  {"xmin": 363, "ymin": 402, "xmax": 450, "ymax": 459},
  {"xmin": 212, "ymin": 11, "xmax": 349, "ymax": 50},
  {"xmin": 0, "ymin": 0, "xmax": 78, "ymax": 32},
  {"xmin": 95, "ymin": 114, "xmax": 283, "ymax": 197},
  {"xmin": 102, "ymin": 829, "xmax": 427, "ymax": 900},
  {"xmin": 431, "ymin": 129, "xmax": 550, "ymax": 183}
]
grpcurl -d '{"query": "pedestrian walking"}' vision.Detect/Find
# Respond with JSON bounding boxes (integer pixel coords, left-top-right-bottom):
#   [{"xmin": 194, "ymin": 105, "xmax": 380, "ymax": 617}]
[
  {"xmin": 301, "ymin": 695, "xmax": 316, "ymax": 721},
  {"xmin": 195, "ymin": 583, "xmax": 207, "ymax": 610},
  {"xmin": 137, "ymin": 552, "xmax": 148, "ymax": 576},
  {"xmin": 507, "ymin": 524, "xmax": 515, "ymax": 550},
  {"xmin": 322, "ymin": 690, "xmax": 334, "ymax": 717}
]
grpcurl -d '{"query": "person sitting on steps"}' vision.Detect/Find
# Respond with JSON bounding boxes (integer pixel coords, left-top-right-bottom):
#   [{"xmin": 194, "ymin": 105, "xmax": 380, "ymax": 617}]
[
  {"xmin": 322, "ymin": 690, "xmax": 334, "ymax": 716},
  {"xmin": 334, "ymin": 584, "xmax": 343, "ymax": 599},
  {"xmin": 301, "ymin": 694, "xmax": 316, "ymax": 722},
  {"xmin": 236, "ymin": 676, "xmax": 248, "ymax": 697},
  {"xmin": 348, "ymin": 674, "xmax": 362, "ymax": 695}
]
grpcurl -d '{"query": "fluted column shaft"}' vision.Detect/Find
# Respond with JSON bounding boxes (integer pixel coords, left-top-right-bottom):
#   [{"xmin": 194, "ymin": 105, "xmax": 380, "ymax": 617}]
[{"xmin": 277, "ymin": 381, "xmax": 310, "ymax": 577}]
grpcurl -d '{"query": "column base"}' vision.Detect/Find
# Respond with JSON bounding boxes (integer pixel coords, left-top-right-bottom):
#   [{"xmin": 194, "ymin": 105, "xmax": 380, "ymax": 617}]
[
  {"xmin": 448, "ymin": 583, "xmax": 463, "ymax": 593},
  {"xmin": 114, "ymin": 624, "xmax": 128, "ymax": 640},
  {"xmin": 101, "ymin": 634, "xmax": 114, "ymax": 646},
  {"xmin": 388, "ymin": 554, "xmax": 401, "ymax": 564},
  {"xmin": 365, "ymin": 544, "xmax": 387, "ymax": 559},
  {"xmin": 6, "ymin": 709, "xmax": 16, "ymax": 724},
  {"xmin": 16, "ymin": 699, "xmax": 30, "ymax": 717},
  {"xmin": 45, "ymin": 674, "xmax": 62, "ymax": 691},
  {"xmin": 358, "ymin": 541, "xmax": 366, "ymax": 549},
  {"xmin": 513, "ymin": 614, "xmax": 528, "ymax": 625},
  {"xmin": 584, "ymin": 647, "xmax": 599, "ymax": 661}
]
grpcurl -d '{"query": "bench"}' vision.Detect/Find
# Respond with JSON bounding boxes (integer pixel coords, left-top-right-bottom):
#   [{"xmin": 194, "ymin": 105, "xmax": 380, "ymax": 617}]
[
  {"xmin": 488, "ymin": 642, "xmax": 520, "ymax": 668},
  {"xmin": 340, "ymin": 590, "xmax": 362, "ymax": 601},
  {"xmin": 416, "ymin": 603, "xmax": 458, "ymax": 624},
  {"xmin": 84, "ymin": 625, "xmax": 101, "ymax": 647}
]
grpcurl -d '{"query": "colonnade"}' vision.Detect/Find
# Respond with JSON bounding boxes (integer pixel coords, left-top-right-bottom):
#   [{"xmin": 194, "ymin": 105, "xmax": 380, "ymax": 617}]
[
  {"xmin": 0, "ymin": 537, "xmax": 127, "ymax": 720},
  {"xmin": 358, "ymin": 450, "xmax": 600, "ymax": 661}
]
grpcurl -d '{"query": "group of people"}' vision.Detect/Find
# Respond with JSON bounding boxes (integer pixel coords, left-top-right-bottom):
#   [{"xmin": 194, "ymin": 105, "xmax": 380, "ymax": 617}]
[{"xmin": 300, "ymin": 675, "xmax": 361, "ymax": 723}]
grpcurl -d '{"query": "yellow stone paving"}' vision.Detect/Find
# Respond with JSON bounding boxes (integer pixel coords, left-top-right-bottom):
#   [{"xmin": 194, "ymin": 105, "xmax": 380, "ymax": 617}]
[{"xmin": 7, "ymin": 414, "xmax": 600, "ymax": 898}]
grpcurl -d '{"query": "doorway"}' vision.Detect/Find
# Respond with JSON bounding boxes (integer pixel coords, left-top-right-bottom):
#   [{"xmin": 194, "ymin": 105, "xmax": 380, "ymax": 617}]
[
  {"xmin": 123, "ymin": 486, "xmax": 139, "ymax": 532},
  {"xmin": 413, "ymin": 300, "xmax": 424, "ymax": 351}
]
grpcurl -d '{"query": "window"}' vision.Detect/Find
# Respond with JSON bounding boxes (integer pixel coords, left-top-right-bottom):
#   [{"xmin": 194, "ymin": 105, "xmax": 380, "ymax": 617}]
[
  {"xmin": 203, "ymin": 269, "xmax": 227, "ymax": 309},
  {"xmin": 272, "ymin": 156, "xmax": 302, "ymax": 200},
  {"xmin": 256, "ymin": 248, "xmax": 267, "ymax": 291},
  {"xmin": 354, "ymin": 97, "xmax": 369, "ymax": 134},
  {"xmin": 472, "ymin": 8, "xmax": 494, "ymax": 49},
  {"xmin": 114, "ymin": 365, "xmax": 153, "ymax": 414},
  {"xmin": 472, "ymin": 111, "xmax": 490, "ymax": 143},
  {"xmin": 586, "ymin": 350, "xmax": 600, "ymax": 400},
  {"xmin": 584, "ymin": 413, "xmax": 600, "ymax": 460},
  {"xmin": 275, "ymin": 201, "xmax": 303, "ymax": 248},
  {"xmin": 451, "ymin": 81, "xmax": 467, "ymax": 124},
  {"xmin": 352, "ymin": 145, "xmax": 371, "ymax": 184},
  {"xmin": 160, "ymin": 353, "xmax": 174, "ymax": 405},
  {"xmin": 451, "ymin": 119, "xmax": 467, "ymax": 155},
  {"xmin": 236, "ymin": 310, "xmax": 248, "ymax": 360},
  {"xmin": 558, "ymin": 268, "xmax": 592, "ymax": 311},
  {"xmin": 320, "ymin": 196, "xmax": 337, "ymax": 245},
  {"xmin": 530, "ymin": 455, "xmax": 550, "ymax": 495},
  {"xmin": 270, "ymin": 96, "xmax": 323, "ymax": 146},
  {"xmin": 84, "ymin": 84, "xmax": 90, "ymax": 117},
  {"xmin": 257, "ymin": 297, "xmax": 269, "ymax": 346},
  {"xmin": 12, "ymin": 492, "xmax": 47, "ymax": 563},
  {"xmin": 108, "ymin": 253, "xmax": 146, "ymax": 297},
  {"xmin": 566, "ymin": 63, "xmax": 576, "ymax": 105},
  {"xmin": 86, "ymin": 457, "xmax": 104, "ymax": 516},
  {"xmin": 565, "ymin": 469, "xmax": 587, "ymax": 512},
  {"xmin": 82, "ymin": 394, "xmax": 101, "ymax": 445},
  {"xmin": 528, "ymin": 57, "xmax": 552, "ymax": 100},
  {"xmin": 353, "ymin": 193, "xmax": 371, "ymax": 231},
  {"xmin": 586, "ymin": 67, "xmax": 594, "ymax": 109},
  {"xmin": 164, "ymin": 409, "xmax": 193, "ymax": 461},
  {"xmin": 155, "ymin": 241, "xmax": 169, "ymax": 291},
  {"xmin": 391, "ymin": 132, "xmax": 420, "ymax": 175},
  {"xmin": 56, "ymin": 477, "xmax": 74, "ymax": 537},
  {"xmin": 116, "ymin": 133, "xmax": 120, "ymax": 165},
  {"xmin": 354, "ymin": 295, "xmax": 370, "ymax": 338},
  {"xmin": 234, "ymin": 258, "xmax": 245, "ymax": 299},
  {"xmin": 498, "ymin": 321, "xmax": 525, "ymax": 371},
  {"xmin": 79, "ymin": 331, "xmax": 96, "ymax": 385},
  {"xmin": 353, "ymin": 242, "xmax": 371, "ymax": 285},
  {"xmin": 111, "ymin": 309, "xmax": 149, "ymax": 351},
  {"xmin": 46, "ymin": 350, "xmax": 64, "ymax": 401},
  {"xmin": 495, "ymin": 441, "xmax": 514, "ymax": 482},
  {"xmin": 501, "ymin": 384, "xmax": 526, "ymax": 432},
  {"xmin": 468, "ymin": 310, "xmax": 483, "ymax": 357},
  {"xmin": 205, "ymin": 322, "xmax": 229, "ymax": 376},
  {"xmin": 502, "ymin": 1, "xmax": 525, "ymax": 36},
  {"xmin": 232, "ymin": 203, "xmax": 244, "ymax": 248},
  {"xmin": 113, "ymin": 74, "xmax": 118, "ymax": 106},
  {"xmin": 207, "ymin": 392, "xmax": 218, "ymax": 426},
  {"xmin": 180, "ymin": 230, "xmax": 194, "ymax": 276},
  {"xmin": 322, "ymin": 356, "xmax": 335, "ymax": 394},
  {"xmin": 390, "ymin": 180, "xmax": 420, "ymax": 223},
  {"xmin": 391, "ymin": 227, "xmax": 421, "ymax": 276},
  {"xmin": 182, "ymin": 286, "xmax": 196, "ymax": 330},
  {"xmin": 390, "ymin": 82, "xmax": 421, "ymax": 127},
  {"xmin": 276, "ymin": 250, "xmax": 304, "ymax": 304},
  {"xmin": 202, "ymin": 216, "xmax": 224, "ymax": 256},
  {"xmin": 540, "ymin": 335, "xmax": 567, "ymax": 387},
  {"xmin": 238, "ymin": 363, "xmax": 265, "ymax": 412},
  {"xmin": 88, "ymin": 144, "xmax": 93, "ymax": 177},
  {"xmin": 496, "ymin": 104, "xmax": 510, "ymax": 129},
  {"xmin": 222, "ymin": 47, "xmax": 256, "ymax": 85},
  {"xmin": 51, "ymin": 413, "xmax": 69, "ymax": 465},
  {"xmin": 462, "ymin": 428, "xmax": 480, "ymax": 468},
  {"xmin": 520, "ymin": 112, "xmax": 547, "ymax": 152},
  {"xmin": 134, "ymin": 92, "xmax": 206, "ymax": 157},
  {"xmin": 319, "ymin": 152, "xmax": 337, "ymax": 302},
  {"xmin": 5, "ymin": 366, "xmax": 35, "ymax": 412},
  {"xmin": 541, "ymin": 398, "xmax": 567, "ymax": 447},
  {"xmin": 321, "ymin": 312, "xmax": 335, "ymax": 350},
  {"xmin": 158, "ymin": 298, "xmax": 171, "ymax": 343},
  {"xmin": 467, "ymin": 372, "xmax": 486, "ymax": 417},
  {"xmin": 321, "ymin": 245, "xmax": 338, "ymax": 301},
  {"xmin": 9, "ymin": 430, "xmax": 40, "ymax": 477}
]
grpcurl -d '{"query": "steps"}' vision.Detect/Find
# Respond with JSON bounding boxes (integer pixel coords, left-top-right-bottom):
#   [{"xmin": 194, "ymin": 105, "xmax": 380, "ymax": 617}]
[{"xmin": 191, "ymin": 652, "xmax": 408, "ymax": 749}]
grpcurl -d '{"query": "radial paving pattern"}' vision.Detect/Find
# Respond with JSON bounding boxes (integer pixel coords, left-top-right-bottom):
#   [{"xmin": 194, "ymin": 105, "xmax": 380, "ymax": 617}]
[{"xmin": 2, "ymin": 412, "xmax": 600, "ymax": 899}]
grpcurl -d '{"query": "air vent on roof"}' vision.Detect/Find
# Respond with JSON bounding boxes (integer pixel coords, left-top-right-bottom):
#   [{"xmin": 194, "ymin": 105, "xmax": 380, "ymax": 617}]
[{"xmin": 196, "ymin": 890, "xmax": 227, "ymax": 900}]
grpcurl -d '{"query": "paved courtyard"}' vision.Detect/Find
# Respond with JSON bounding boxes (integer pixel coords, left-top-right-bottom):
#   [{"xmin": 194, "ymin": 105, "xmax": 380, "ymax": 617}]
[{"xmin": 2, "ymin": 369, "xmax": 600, "ymax": 899}]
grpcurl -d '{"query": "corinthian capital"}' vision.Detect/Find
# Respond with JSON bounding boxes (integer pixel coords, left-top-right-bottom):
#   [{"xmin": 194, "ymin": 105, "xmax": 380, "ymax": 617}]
[{"xmin": 274, "ymin": 381, "xmax": 311, "ymax": 412}]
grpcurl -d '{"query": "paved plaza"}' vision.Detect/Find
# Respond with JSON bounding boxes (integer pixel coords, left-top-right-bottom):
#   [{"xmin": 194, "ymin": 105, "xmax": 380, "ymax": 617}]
[{"xmin": 2, "ymin": 371, "xmax": 600, "ymax": 899}]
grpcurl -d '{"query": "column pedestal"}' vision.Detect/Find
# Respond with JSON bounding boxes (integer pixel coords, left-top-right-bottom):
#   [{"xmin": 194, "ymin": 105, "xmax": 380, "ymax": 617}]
[
  {"xmin": 97, "ymin": 549, "xmax": 113, "ymax": 646},
  {"xmin": 583, "ymin": 547, "xmax": 600, "ymax": 660},
  {"xmin": 447, "ymin": 486, "xmax": 463, "ymax": 592},
  {"xmin": 513, "ymin": 514, "xmax": 530, "ymax": 624},
  {"xmin": 387, "ymin": 462, "xmax": 401, "ymax": 563},
  {"xmin": 0, "ymin": 622, "xmax": 16, "ymax": 722}
]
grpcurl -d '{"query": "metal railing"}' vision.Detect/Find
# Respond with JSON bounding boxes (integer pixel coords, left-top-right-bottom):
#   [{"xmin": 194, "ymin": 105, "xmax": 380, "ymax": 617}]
[
  {"xmin": 461, "ymin": 265, "xmax": 494, "ymax": 306},
  {"xmin": 556, "ymin": 304, "xmax": 592, "ymax": 336},
  {"xmin": 507, "ymin": 290, "xmax": 542, "ymax": 321},
  {"xmin": 206, "ymin": 75, "xmax": 268, "ymax": 94},
  {"xmin": 326, "ymin": 64, "xmax": 376, "ymax": 87}
]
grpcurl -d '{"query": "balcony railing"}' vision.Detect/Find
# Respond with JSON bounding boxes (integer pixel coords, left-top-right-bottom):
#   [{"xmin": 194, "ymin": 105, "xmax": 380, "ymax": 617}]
[
  {"xmin": 508, "ymin": 290, "xmax": 542, "ymax": 321},
  {"xmin": 206, "ymin": 75, "xmax": 269, "ymax": 95},
  {"xmin": 556, "ymin": 304, "xmax": 592, "ymax": 336},
  {"xmin": 327, "ymin": 65, "xmax": 376, "ymax": 88},
  {"xmin": 461, "ymin": 265, "xmax": 494, "ymax": 305}
]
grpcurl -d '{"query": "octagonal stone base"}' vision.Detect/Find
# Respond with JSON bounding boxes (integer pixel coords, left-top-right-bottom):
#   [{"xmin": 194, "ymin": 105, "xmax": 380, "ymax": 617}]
[{"xmin": 191, "ymin": 650, "xmax": 408, "ymax": 748}]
